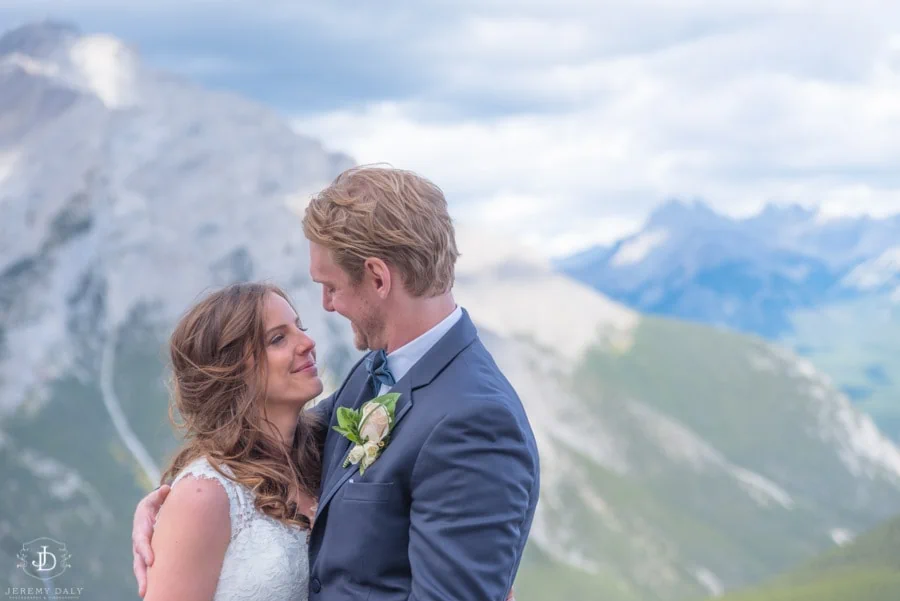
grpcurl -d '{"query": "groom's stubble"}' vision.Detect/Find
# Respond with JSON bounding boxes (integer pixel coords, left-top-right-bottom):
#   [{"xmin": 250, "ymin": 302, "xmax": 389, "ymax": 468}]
[{"xmin": 350, "ymin": 294, "xmax": 388, "ymax": 352}]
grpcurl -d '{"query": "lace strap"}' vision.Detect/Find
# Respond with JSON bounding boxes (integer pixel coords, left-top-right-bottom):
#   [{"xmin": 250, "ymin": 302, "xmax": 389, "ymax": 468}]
[{"xmin": 171, "ymin": 457, "xmax": 253, "ymax": 539}]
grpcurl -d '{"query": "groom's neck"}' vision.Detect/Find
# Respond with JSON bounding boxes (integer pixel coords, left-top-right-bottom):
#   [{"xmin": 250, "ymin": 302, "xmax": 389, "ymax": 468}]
[{"xmin": 383, "ymin": 292, "xmax": 457, "ymax": 354}]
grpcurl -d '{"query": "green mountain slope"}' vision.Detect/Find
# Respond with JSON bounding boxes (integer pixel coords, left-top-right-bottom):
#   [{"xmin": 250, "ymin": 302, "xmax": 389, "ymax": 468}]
[
  {"xmin": 712, "ymin": 514, "xmax": 900, "ymax": 601},
  {"xmin": 453, "ymin": 253, "xmax": 900, "ymax": 601}
]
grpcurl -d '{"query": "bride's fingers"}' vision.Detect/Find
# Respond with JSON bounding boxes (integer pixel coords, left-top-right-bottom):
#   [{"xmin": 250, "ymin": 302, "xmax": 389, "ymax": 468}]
[
  {"xmin": 134, "ymin": 529, "xmax": 154, "ymax": 566},
  {"xmin": 149, "ymin": 484, "xmax": 172, "ymax": 510},
  {"xmin": 133, "ymin": 484, "xmax": 171, "ymax": 565}
]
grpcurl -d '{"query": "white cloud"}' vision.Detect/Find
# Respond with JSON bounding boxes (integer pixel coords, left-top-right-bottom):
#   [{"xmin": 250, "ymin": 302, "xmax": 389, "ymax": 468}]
[
  {"xmin": 292, "ymin": 1, "xmax": 900, "ymax": 255},
  {"xmin": 7, "ymin": 0, "xmax": 900, "ymax": 256}
]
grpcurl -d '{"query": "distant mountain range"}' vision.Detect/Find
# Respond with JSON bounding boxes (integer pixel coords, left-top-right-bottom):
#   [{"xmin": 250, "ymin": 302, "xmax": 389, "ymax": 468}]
[
  {"xmin": 3, "ymin": 21, "xmax": 900, "ymax": 601},
  {"xmin": 559, "ymin": 200, "xmax": 900, "ymax": 440}
]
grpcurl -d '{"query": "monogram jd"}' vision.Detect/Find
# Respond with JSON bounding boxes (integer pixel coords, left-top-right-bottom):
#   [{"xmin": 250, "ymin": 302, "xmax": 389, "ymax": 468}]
[{"xmin": 16, "ymin": 538, "xmax": 71, "ymax": 580}]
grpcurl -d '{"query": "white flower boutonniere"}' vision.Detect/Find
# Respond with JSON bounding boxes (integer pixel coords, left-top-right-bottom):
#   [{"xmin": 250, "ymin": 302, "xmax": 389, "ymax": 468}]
[{"xmin": 333, "ymin": 392, "xmax": 399, "ymax": 475}]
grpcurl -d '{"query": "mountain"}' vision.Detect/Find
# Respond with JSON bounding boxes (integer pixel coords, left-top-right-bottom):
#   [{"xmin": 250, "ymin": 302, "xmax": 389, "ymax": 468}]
[
  {"xmin": 558, "ymin": 200, "xmax": 900, "ymax": 440},
  {"xmin": 713, "ymin": 513, "xmax": 900, "ymax": 601},
  {"xmin": 3, "ymin": 21, "xmax": 900, "ymax": 601},
  {"xmin": 559, "ymin": 200, "xmax": 900, "ymax": 339}
]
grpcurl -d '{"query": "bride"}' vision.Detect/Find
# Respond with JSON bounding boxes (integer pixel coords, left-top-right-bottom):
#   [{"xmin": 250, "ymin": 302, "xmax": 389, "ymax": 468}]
[{"xmin": 143, "ymin": 281, "xmax": 324, "ymax": 601}]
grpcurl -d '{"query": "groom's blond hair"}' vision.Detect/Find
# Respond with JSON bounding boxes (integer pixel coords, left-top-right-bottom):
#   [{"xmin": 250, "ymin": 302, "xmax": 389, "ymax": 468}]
[{"xmin": 303, "ymin": 165, "xmax": 459, "ymax": 297}]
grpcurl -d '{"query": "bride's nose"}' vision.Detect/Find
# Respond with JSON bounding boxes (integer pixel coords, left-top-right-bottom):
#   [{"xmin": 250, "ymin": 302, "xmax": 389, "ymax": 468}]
[{"xmin": 296, "ymin": 330, "xmax": 316, "ymax": 355}]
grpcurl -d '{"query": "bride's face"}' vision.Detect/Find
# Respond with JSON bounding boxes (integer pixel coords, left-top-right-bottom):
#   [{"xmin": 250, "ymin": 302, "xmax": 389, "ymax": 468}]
[{"xmin": 262, "ymin": 292, "xmax": 323, "ymax": 408}]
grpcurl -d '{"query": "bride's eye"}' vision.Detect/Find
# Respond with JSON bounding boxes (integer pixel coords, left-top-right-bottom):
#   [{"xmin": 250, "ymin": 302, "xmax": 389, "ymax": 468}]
[{"xmin": 269, "ymin": 334, "xmax": 284, "ymax": 345}]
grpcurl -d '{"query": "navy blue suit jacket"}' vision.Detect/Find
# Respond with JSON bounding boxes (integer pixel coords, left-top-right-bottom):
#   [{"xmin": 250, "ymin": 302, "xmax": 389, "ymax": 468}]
[{"xmin": 308, "ymin": 309, "xmax": 540, "ymax": 601}]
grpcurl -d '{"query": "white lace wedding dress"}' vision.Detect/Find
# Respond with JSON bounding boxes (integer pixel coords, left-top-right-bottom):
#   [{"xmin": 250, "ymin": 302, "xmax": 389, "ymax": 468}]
[{"xmin": 160, "ymin": 457, "xmax": 310, "ymax": 601}]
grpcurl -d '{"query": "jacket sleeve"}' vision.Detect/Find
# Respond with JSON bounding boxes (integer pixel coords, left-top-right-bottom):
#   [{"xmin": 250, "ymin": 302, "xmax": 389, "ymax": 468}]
[{"xmin": 407, "ymin": 400, "xmax": 536, "ymax": 601}]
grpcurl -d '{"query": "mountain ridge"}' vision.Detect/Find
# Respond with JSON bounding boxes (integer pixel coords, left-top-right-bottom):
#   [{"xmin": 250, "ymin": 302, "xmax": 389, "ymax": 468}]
[{"xmin": 558, "ymin": 198, "xmax": 900, "ymax": 440}]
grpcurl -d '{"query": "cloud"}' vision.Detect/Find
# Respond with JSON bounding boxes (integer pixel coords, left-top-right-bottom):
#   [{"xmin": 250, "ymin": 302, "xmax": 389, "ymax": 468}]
[
  {"xmin": 294, "ymin": 1, "xmax": 900, "ymax": 254},
  {"xmin": 4, "ymin": 0, "xmax": 900, "ymax": 255}
]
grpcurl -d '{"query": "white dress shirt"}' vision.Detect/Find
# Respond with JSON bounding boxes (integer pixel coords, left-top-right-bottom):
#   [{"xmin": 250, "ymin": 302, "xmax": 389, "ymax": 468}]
[{"xmin": 377, "ymin": 306, "xmax": 463, "ymax": 395}]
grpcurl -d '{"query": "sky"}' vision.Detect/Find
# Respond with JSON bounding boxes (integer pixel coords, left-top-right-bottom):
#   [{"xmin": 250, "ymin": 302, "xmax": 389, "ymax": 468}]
[{"xmin": 3, "ymin": 0, "xmax": 900, "ymax": 256}]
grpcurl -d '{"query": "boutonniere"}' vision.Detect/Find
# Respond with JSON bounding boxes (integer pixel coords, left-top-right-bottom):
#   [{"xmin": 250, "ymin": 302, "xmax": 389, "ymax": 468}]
[{"xmin": 334, "ymin": 392, "xmax": 400, "ymax": 475}]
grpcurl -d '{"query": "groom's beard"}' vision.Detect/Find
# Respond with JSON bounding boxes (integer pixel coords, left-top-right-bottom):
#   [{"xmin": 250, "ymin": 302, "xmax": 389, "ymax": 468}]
[
  {"xmin": 351, "ymin": 310, "xmax": 385, "ymax": 351},
  {"xmin": 352, "ymin": 323, "xmax": 369, "ymax": 351}
]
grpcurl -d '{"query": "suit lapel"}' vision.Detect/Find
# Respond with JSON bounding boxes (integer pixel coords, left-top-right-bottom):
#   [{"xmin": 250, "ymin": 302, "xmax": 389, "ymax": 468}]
[
  {"xmin": 314, "ymin": 310, "xmax": 479, "ymax": 521},
  {"xmin": 320, "ymin": 365, "xmax": 372, "ymax": 487}
]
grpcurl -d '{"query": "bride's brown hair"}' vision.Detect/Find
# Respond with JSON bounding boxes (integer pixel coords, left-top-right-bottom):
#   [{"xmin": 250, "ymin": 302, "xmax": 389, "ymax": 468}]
[{"xmin": 160, "ymin": 282, "xmax": 324, "ymax": 528}]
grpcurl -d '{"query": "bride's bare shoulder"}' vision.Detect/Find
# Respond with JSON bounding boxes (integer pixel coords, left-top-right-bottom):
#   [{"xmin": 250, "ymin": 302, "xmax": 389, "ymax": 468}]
[
  {"xmin": 155, "ymin": 474, "xmax": 231, "ymax": 542},
  {"xmin": 144, "ymin": 477, "xmax": 230, "ymax": 601}
]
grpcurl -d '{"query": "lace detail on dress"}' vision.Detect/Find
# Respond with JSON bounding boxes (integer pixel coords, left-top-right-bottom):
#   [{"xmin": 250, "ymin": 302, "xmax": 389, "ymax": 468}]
[{"xmin": 159, "ymin": 457, "xmax": 310, "ymax": 601}]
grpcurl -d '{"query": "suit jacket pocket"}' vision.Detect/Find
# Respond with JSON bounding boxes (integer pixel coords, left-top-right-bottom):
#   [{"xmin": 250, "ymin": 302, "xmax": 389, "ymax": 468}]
[{"xmin": 342, "ymin": 481, "xmax": 394, "ymax": 503}]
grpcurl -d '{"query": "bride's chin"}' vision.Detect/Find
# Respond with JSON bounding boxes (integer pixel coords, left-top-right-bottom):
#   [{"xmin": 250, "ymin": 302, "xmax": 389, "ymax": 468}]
[{"xmin": 301, "ymin": 380, "xmax": 325, "ymax": 404}]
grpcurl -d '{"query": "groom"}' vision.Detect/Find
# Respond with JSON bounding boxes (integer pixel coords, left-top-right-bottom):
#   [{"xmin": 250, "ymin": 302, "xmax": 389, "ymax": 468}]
[{"xmin": 132, "ymin": 166, "xmax": 540, "ymax": 600}]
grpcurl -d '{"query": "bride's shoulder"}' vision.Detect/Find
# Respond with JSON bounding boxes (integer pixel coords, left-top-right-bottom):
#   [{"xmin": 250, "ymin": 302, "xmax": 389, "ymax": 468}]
[
  {"xmin": 155, "ymin": 460, "xmax": 232, "ymax": 530},
  {"xmin": 151, "ymin": 467, "xmax": 232, "ymax": 566},
  {"xmin": 159, "ymin": 456, "xmax": 251, "ymax": 538}
]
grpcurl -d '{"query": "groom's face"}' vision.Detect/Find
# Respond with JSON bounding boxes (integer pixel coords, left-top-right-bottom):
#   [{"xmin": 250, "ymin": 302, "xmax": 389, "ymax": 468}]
[{"xmin": 309, "ymin": 242, "xmax": 385, "ymax": 351}]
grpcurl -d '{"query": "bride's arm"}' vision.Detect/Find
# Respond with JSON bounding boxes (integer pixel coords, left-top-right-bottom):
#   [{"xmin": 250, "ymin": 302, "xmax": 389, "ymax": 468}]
[{"xmin": 143, "ymin": 477, "xmax": 230, "ymax": 601}]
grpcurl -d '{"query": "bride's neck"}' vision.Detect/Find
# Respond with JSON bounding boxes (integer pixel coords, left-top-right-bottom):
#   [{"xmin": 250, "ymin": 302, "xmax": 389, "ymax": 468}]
[{"xmin": 264, "ymin": 406, "xmax": 302, "ymax": 447}]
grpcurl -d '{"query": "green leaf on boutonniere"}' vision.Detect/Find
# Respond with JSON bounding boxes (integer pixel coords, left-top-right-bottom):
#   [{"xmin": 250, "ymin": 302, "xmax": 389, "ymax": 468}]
[
  {"xmin": 332, "ymin": 426, "xmax": 362, "ymax": 445},
  {"xmin": 336, "ymin": 407, "xmax": 359, "ymax": 430}
]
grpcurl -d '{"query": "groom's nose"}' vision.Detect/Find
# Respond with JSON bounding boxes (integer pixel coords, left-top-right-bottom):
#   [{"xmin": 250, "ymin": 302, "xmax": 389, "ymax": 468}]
[{"xmin": 322, "ymin": 288, "xmax": 334, "ymax": 312}]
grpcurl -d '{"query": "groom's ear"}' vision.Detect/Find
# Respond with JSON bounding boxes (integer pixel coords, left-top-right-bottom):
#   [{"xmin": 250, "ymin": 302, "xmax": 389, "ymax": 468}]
[{"xmin": 363, "ymin": 257, "xmax": 392, "ymax": 298}]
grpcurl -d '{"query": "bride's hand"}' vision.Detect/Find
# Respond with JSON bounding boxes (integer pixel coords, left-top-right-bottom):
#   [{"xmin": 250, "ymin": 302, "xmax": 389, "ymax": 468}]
[{"xmin": 132, "ymin": 485, "xmax": 171, "ymax": 597}]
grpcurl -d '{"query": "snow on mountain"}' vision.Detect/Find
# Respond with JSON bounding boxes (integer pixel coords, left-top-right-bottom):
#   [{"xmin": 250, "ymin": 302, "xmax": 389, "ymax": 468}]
[
  {"xmin": 0, "ymin": 21, "xmax": 137, "ymax": 111},
  {"xmin": 842, "ymin": 246, "xmax": 900, "ymax": 291},
  {"xmin": 0, "ymin": 149, "xmax": 17, "ymax": 185},
  {"xmin": 829, "ymin": 528, "xmax": 854, "ymax": 546},
  {"xmin": 609, "ymin": 229, "xmax": 669, "ymax": 267},
  {"xmin": 68, "ymin": 34, "xmax": 137, "ymax": 108},
  {"xmin": 1, "ymin": 51, "xmax": 60, "ymax": 78},
  {"xmin": 559, "ymin": 200, "xmax": 900, "ymax": 338}
]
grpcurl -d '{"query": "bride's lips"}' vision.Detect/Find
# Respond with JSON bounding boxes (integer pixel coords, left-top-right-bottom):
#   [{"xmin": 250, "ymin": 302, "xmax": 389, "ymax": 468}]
[{"xmin": 291, "ymin": 360, "xmax": 318, "ymax": 376}]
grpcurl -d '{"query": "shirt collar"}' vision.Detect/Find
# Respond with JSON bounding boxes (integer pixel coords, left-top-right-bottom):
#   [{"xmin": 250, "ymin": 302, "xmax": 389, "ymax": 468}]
[{"xmin": 385, "ymin": 305, "xmax": 463, "ymax": 384}]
